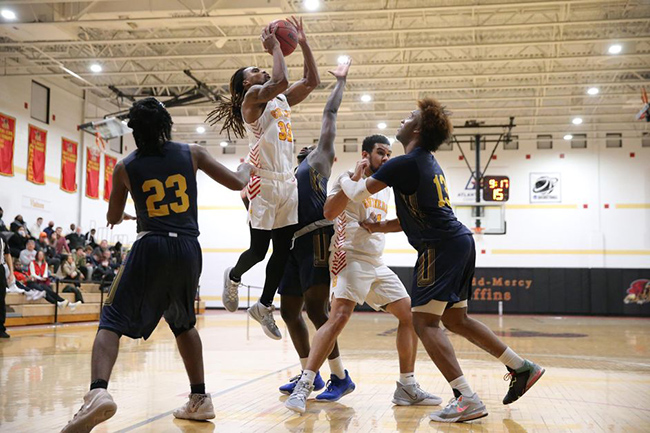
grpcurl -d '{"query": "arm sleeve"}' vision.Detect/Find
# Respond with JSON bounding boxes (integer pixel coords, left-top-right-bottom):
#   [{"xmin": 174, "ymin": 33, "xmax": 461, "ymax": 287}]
[
  {"xmin": 340, "ymin": 177, "xmax": 372, "ymax": 202},
  {"xmin": 372, "ymin": 156, "xmax": 419, "ymax": 194},
  {"xmin": 328, "ymin": 171, "xmax": 350, "ymax": 197}
]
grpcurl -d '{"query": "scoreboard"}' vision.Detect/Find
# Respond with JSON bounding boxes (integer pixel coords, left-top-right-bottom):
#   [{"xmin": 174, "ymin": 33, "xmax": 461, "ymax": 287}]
[{"xmin": 482, "ymin": 175, "xmax": 510, "ymax": 202}]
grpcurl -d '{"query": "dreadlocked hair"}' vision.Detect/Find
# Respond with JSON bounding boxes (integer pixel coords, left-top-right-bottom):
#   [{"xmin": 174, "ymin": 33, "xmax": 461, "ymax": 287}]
[
  {"xmin": 206, "ymin": 67, "xmax": 248, "ymax": 140},
  {"xmin": 417, "ymin": 97, "xmax": 453, "ymax": 152},
  {"xmin": 127, "ymin": 97, "xmax": 173, "ymax": 157}
]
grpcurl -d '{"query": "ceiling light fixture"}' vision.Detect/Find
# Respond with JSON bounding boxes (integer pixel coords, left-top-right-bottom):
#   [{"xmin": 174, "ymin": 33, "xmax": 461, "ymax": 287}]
[
  {"xmin": 304, "ymin": 0, "xmax": 320, "ymax": 11},
  {"xmin": 608, "ymin": 44, "xmax": 622, "ymax": 54},
  {"xmin": 564, "ymin": 134, "xmax": 573, "ymax": 140},
  {"xmin": 377, "ymin": 122, "xmax": 387, "ymax": 130},
  {"xmin": 220, "ymin": 141, "xmax": 229, "ymax": 147},
  {"xmin": 1, "ymin": 9, "xmax": 16, "ymax": 20},
  {"xmin": 587, "ymin": 87, "xmax": 599, "ymax": 96},
  {"xmin": 337, "ymin": 55, "xmax": 349, "ymax": 65},
  {"xmin": 196, "ymin": 126, "xmax": 206, "ymax": 134},
  {"xmin": 572, "ymin": 117, "xmax": 583, "ymax": 125},
  {"xmin": 360, "ymin": 94, "xmax": 372, "ymax": 103},
  {"xmin": 90, "ymin": 63, "xmax": 102, "ymax": 73}
]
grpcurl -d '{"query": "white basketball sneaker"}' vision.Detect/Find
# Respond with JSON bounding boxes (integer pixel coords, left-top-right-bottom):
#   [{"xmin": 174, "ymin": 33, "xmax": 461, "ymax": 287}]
[
  {"xmin": 247, "ymin": 301, "xmax": 282, "ymax": 340},
  {"xmin": 61, "ymin": 388, "xmax": 117, "ymax": 433},
  {"xmin": 222, "ymin": 267, "xmax": 240, "ymax": 312},
  {"xmin": 173, "ymin": 393, "xmax": 216, "ymax": 421}
]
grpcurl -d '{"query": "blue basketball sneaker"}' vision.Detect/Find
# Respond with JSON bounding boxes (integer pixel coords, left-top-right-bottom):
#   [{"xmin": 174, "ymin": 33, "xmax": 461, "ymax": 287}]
[
  {"xmin": 280, "ymin": 371, "xmax": 325, "ymax": 395},
  {"xmin": 315, "ymin": 370, "xmax": 356, "ymax": 401}
]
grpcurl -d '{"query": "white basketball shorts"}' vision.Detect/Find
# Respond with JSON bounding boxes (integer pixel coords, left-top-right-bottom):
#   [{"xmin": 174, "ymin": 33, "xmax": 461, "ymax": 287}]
[{"xmin": 247, "ymin": 169, "xmax": 298, "ymax": 230}]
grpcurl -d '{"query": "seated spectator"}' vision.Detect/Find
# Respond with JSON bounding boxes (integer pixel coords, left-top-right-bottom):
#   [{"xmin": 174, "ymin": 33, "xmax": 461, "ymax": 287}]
[
  {"xmin": 55, "ymin": 226, "xmax": 63, "ymax": 239},
  {"xmin": 28, "ymin": 251, "xmax": 79, "ymax": 310},
  {"xmin": 39, "ymin": 235, "xmax": 61, "ymax": 273},
  {"xmin": 92, "ymin": 250, "xmax": 115, "ymax": 291},
  {"xmin": 84, "ymin": 228, "xmax": 97, "ymax": 248},
  {"xmin": 10, "ymin": 215, "xmax": 29, "ymax": 235},
  {"xmin": 66, "ymin": 226, "xmax": 85, "ymax": 250},
  {"xmin": 11, "ymin": 262, "xmax": 46, "ymax": 301},
  {"xmin": 8, "ymin": 226, "xmax": 28, "ymax": 257},
  {"xmin": 0, "ymin": 207, "xmax": 7, "ymax": 232},
  {"xmin": 68, "ymin": 223, "xmax": 76, "ymax": 235},
  {"xmin": 74, "ymin": 247, "xmax": 90, "ymax": 280},
  {"xmin": 43, "ymin": 221, "xmax": 55, "ymax": 238},
  {"xmin": 19, "ymin": 239, "xmax": 37, "ymax": 267},
  {"xmin": 62, "ymin": 256, "xmax": 85, "ymax": 303},
  {"xmin": 110, "ymin": 241, "xmax": 123, "ymax": 265},
  {"xmin": 30, "ymin": 217, "xmax": 43, "ymax": 240},
  {"xmin": 55, "ymin": 233, "xmax": 71, "ymax": 257}
]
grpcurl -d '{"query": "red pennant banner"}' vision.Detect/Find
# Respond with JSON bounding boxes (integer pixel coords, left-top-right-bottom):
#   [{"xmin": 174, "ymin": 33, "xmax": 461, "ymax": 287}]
[
  {"xmin": 103, "ymin": 154, "xmax": 116, "ymax": 202},
  {"xmin": 86, "ymin": 148, "xmax": 100, "ymax": 199},
  {"xmin": 27, "ymin": 124, "xmax": 47, "ymax": 184},
  {"xmin": 0, "ymin": 112, "xmax": 15, "ymax": 176},
  {"xmin": 60, "ymin": 138, "xmax": 78, "ymax": 193}
]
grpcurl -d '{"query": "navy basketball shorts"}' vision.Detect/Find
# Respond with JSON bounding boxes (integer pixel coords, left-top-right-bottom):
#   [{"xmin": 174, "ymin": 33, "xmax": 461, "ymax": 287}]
[
  {"xmin": 410, "ymin": 233, "xmax": 476, "ymax": 309},
  {"xmin": 278, "ymin": 226, "xmax": 333, "ymax": 297},
  {"xmin": 99, "ymin": 234, "xmax": 202, "ymax": 340}
]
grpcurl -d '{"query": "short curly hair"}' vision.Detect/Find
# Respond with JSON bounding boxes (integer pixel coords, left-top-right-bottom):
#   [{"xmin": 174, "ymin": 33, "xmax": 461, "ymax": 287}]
[{"xmin": 417, "ymin": 97, "xmax": 453, "ymax": 152}]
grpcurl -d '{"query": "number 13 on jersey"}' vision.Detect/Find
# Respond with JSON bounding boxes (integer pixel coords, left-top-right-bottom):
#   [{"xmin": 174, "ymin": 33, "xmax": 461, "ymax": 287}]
[{"xmin": 433, "ymin": 174, "xmax": 451, "ymax": 208}]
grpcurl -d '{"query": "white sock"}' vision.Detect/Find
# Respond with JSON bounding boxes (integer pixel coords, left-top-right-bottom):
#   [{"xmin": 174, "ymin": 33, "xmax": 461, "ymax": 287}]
[
  {"xmin": 449, "ymin": 375, "xmax": 474, "ymax": 398},
  {"xmin": 299, "ymin": 357, "xmax": 308, "ymax": 370},
  {"xmin": 498, "ymin": 347, "xmax": 525, "ymax": 370},
  {"xmin": 399, "ymin": 372, "xmax": 416, "ymax": 385},
  {"xmin": 301, "ymin": 369, "xmax": 316, "ymax": 386},
  {"xmin": 328, "ymin": 356, "xmax": 345, "ymax": 380}
]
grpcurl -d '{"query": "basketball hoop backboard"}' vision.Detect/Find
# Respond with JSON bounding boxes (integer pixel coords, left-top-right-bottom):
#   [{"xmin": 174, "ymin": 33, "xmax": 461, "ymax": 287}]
[{"xmin": 452, "ymin": 203, "xmax": 506, "ymax": 235}]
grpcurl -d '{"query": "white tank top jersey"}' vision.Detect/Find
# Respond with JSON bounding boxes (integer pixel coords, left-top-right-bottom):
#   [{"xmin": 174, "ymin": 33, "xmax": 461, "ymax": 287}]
[
  {"xmin": 243, "ymin": 93, "xmax": 294, "ymax": 174},
  {"xmin": 329, "ymin": 171, "xmax": 391, "ymax": 258}
]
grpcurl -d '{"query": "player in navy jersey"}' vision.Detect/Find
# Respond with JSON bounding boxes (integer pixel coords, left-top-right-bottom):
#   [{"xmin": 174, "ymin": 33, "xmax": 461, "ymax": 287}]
[
  {"xmin": 277, "ymin": 58, "xmax": 350, "ymax": 397},
  {"xmin": 335, "ymin": 98, "xmax": 544, "ymax": 423},
  {"xmin": 62, "ymin": 98, "xmax": 253, "ymax": 433}
]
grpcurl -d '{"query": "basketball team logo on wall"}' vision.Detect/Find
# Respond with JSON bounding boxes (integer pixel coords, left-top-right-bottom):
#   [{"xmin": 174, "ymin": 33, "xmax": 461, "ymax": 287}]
[
  {"xmin": 624, "ymin": 279, "xmax": 650, "ymax": 305},
  {"xmin": 529, "ymin": 172, "xmax": 561, "ymax": 203}
]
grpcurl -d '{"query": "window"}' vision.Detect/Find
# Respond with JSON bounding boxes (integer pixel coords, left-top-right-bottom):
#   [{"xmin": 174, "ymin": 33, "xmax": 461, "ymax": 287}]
[
  {"xmin": 503, "ymin": 135, "xmax": 519, "ymax": 150},
  {"xmin": 469, "ymin": 137, "xmax": 486, "ymax": 151},
  {"xmin": 605, "ymin": 133, "xmax": 622, "ymax": 148},
  {"xmin": 343, "ymin": 138, "xmax": 358, "ymax": 153},
  {"xmin": 571, "ymin": 134, "xmax": 587, "ymax": 149},
  {"xmin": 642, "ymin": 132, "xmax": 650, "ymax": 148},
  {"xmin": 31, "ymin": 81, "xmax": 50, "ymax": 124},
  {"xmin": 222, "ymin": 145, "xmax": 236, "ymax": 154},
  {"xmin": 536, "ymin": 134, "xmax": 553, "ymax": 149}
]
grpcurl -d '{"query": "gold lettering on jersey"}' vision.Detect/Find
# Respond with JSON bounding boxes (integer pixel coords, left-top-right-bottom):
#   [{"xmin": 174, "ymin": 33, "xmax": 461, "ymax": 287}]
[
  {"xmin": 270, "ymin": 108, "xmax": 291, "ymax": 119},
  {"xmin": 363, "ymin": 197, "xmax": 388, "ymax": 213}
]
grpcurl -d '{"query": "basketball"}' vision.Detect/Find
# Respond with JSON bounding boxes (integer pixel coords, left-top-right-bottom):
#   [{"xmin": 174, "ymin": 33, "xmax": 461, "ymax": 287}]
[{"xmin": 270, "ymin": 19, "xmax": 298, "ymax": 56}]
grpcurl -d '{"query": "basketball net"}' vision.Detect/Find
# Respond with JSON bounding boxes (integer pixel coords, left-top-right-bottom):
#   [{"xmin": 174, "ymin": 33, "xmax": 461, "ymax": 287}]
[{"xmin": 95, "ymin": 132, "xmax": 107, "ymax": 152}]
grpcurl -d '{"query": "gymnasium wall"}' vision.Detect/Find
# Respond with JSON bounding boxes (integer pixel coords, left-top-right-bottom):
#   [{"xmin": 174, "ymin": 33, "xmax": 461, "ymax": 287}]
[{"xmin": 0, "ymin": 77, "xmax": 648, "ymax": 312}]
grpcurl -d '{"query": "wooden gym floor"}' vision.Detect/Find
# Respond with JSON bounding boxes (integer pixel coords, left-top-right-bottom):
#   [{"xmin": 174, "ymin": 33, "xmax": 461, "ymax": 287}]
[{"xmin": 1, "ymin": 311, "xmax": 649, "ymax": 432}]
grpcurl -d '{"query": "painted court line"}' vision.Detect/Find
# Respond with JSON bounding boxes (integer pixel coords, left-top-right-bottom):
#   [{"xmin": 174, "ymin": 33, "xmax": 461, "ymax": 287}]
[{"xmin": 115, "ymin": 362, "xmax": 300, "ymax": 432}]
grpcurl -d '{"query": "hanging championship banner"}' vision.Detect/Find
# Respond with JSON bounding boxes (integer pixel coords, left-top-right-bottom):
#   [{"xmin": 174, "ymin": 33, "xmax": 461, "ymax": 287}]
[
  {"xmin": 27, "ymin": 124, "xmax": 47, "ymax": 184},
  {"xmin": 0, "ymin": 112, "xmax": 15, "ymax": 176},
  {"xmin": 86, "ymin": 148, "xmax": 100, "ymax": 199},
  {"xmin": 103, "ymin": 154, "xmax": 116, "ymax": 202},
  {"xmin": 60, "ymin": 138, "xmax": 78, "ymax": 193}
]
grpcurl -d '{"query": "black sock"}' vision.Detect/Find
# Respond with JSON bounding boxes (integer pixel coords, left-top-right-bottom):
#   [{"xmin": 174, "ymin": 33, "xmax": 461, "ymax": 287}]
[
  {"xmin": 229, "ymin": 270, "xmax": 241, "ymax": 283},
  {"xmin": 191, "ymin": 383, "xmax": 206, "ymax": 395},
  {"xmin": 90, "ymin": 379, "xmax": 108, "ymax": 391}
]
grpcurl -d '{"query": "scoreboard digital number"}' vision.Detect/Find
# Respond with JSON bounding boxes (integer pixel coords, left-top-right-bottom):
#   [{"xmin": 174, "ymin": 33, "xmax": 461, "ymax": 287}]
[{"xmin": 482, "ymin": 175, "xmax": 510, "ymax": 202}]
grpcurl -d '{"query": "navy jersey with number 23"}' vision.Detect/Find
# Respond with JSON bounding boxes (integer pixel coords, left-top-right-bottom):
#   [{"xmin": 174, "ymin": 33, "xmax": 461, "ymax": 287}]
[{"xmin": 372, "ymin": 146, "xmax": 470, "ymax": 251}]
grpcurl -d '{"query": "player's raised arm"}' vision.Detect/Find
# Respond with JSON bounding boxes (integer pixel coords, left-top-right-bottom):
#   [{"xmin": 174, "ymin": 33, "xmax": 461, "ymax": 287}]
[
  {"xmin": 244, "ymin": 26, "xmax": 289, "ymax": 105},
  {"xmin": 309, "ymin": 59, "xmax": 351, "ymax": 177},
  {"xmin": 284, "ymin": 16, "xmax": 320, "ymax": 107},
  {"xmin": 191, "ymin": 144, "xmax": 253, "ymax": 191}
]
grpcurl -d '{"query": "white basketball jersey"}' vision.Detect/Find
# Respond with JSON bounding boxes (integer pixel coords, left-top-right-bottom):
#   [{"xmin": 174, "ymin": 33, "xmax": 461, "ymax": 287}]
[
  {"xmin": 244, "ymin": 94, "xmax": 294, "ymax": 174},
  {"xmin": 329, "ymin": 171, "xmax": 391, "ymax": 258}
]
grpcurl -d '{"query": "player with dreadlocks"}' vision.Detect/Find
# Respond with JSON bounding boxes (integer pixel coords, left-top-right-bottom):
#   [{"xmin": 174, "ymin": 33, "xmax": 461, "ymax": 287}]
[
  {"xmin": 207, "ymin": 17, "xmax": 320, "ymax": 340},
  {"xmin": 62, "ymin": 97, "xmax": 254, "ymax": 432}
]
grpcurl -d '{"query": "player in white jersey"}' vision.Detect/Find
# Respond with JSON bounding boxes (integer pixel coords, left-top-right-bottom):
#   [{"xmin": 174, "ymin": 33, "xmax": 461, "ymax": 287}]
[
  {"xmin": 207, "ymin": 18, "xmax": 319, "ymax": 339},
  {"xmin": 284, "ymin": 135, "xmax": 442, "ymax": 413}
]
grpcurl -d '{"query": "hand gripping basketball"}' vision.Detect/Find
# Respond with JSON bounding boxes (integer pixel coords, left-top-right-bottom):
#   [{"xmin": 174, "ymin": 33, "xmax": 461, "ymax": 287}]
[
  {"xmin": 260, "ymin": 25, "xmax": 281, "ymax": 55},
  {"xmin": 267, "ymin": 18, "xmax": 299, "ymax": 56}
]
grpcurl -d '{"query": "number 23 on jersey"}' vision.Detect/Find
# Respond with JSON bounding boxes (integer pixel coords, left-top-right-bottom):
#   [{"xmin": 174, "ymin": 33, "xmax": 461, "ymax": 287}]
[{"xmin": 142, "ymin": 174, "xmax": 190, "ymax": 218}]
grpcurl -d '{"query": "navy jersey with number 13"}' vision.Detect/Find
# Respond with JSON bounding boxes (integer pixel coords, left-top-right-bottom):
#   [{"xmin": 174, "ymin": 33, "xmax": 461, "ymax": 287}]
[{"xmin": 372, "ymin": 146, "xmax": 470, "ymax": 251}]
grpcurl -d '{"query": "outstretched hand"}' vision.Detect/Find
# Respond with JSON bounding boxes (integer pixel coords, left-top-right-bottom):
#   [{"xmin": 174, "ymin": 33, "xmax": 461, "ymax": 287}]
[
  {"xmin": 287, "ymin": 16, "xmax": 306, "ymax": 44},
  {"xmin": 351, "ymin": 159, "xmax": 369, "ymax": 181},
  {"xmin": 328, "ymin": 57, "xmax": 351, "ymax": 80},
  {"xmin": 260, "ymin": 24, "xmax": 280, "ymax": 54}
]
